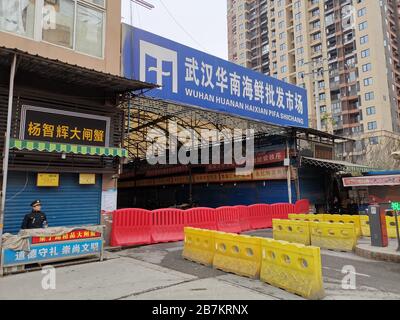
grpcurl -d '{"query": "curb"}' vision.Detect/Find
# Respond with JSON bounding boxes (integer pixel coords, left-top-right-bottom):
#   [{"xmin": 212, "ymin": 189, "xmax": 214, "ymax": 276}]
[{"xmin": 355, "ymin": 245, "xmax": 400, "ymax": 263}]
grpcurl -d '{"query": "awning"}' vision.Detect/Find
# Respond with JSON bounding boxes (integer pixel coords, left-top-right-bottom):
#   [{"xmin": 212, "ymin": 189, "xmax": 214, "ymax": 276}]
[
  {"xmin": 10, "ymin": 139, "xmax": 127, "ymax": 158},
  {"xmin": 0, "ymin": 47, "xmax": 157, "ymax": 94},
  {"xmin": 301, "ymin": 156, "xmax": 371, "ymax": 173}
]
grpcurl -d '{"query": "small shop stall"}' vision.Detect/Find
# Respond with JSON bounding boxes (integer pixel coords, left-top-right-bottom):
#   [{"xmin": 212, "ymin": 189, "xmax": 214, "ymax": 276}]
[{"xmin": 343, "ymin": 171, "xmax": 400, "ymax": 205}]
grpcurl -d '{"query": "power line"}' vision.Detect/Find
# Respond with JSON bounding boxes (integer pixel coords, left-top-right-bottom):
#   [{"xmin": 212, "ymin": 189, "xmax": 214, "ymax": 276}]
[{"xmin": 158, "ymin": 0, "xmax": 207, "ymax": 52}]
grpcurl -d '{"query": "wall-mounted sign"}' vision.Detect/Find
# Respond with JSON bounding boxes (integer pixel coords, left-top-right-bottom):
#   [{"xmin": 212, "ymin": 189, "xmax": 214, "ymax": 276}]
[
  {"xmin": 79, "ymin": 174, "xmax": 96, "ymax": 185},
  {"xmin": 37, "ymin": 173, "xmax": 60, "ymax": 187},
  {"xmin": 122, "ymin": 25, "xmax": 309, "ymax": 128},
  {"xmin": 20, "ymin": 105, "xmax": 110, "ymax": 147}
]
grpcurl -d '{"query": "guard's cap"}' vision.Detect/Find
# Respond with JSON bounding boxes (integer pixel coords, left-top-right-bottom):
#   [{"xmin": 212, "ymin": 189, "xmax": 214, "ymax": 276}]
[{"xmin": 31, "ymin": 200, "xmax": 41, "ymax": 207}]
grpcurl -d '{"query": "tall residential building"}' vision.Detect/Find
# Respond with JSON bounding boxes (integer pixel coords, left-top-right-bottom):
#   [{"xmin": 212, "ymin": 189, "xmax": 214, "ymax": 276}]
[
  {"xmin": 228, "ymin": 0, "xmax": 270, "ymax": 74},
  {"xmin": 227, "ymin": 0, "xmax": 400, "ymax": 166}
]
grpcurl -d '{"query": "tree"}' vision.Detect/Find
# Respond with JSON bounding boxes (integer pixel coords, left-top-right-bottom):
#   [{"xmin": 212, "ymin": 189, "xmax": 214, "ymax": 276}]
[{"xmin": 361, "ymin": 135, "xmax": 400, "ymax": 170}]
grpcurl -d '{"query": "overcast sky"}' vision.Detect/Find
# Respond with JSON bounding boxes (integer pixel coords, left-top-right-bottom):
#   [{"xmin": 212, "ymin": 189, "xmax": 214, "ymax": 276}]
[{"xmin": 121, "ymin": 0, "xmax": 228, "ymax": 60}]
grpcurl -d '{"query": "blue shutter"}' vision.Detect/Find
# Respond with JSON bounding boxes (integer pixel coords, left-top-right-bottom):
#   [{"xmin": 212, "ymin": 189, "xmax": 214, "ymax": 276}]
[
  {"xmin": 192, "ymin": 181, "xmax": 297, "ymax": 208},
  {"xmin": 4, "ymin": 172, "xmax": 102, "ymax": 234},
  {"xmin": 298, "ymin": 167, "xmax": 326, "ymax": 204}
]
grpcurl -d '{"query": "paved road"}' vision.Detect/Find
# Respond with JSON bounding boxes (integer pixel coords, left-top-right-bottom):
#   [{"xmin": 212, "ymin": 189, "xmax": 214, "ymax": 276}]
[{"xmin": 0, "ymin": 229, "xmax": 399, "ymax": 300}]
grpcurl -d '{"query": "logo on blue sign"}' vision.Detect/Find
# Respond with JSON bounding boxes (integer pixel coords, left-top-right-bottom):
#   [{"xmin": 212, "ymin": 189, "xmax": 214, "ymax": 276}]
[{"xmin": 122, "ymin": 24, "xmax": 309, "ymax": 128}]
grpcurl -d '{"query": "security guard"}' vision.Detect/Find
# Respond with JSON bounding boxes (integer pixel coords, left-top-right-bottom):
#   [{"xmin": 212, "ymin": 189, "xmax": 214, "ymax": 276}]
[{"xmin": 21, "ymin": 200, "xmax": 48, "ymax": 230}]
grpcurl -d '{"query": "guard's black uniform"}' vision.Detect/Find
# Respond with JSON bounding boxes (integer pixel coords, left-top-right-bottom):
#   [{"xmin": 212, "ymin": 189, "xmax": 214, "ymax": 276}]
[{"xmin": 21, "ymin": 211, "xmax": 48, "ymax": 230}]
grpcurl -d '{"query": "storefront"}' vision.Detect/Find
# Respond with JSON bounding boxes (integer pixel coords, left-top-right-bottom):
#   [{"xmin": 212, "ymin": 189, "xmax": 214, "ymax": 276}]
[
  {"xmin": 0, "ymin": 47, "xmax": 154, "ymax": 235},
  {"xmin": 343, "ymin": 172, "xmax": 400, "ymax": 205}
]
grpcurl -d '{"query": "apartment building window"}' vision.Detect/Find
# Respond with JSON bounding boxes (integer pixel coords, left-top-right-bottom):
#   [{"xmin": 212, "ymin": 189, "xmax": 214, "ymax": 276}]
[
  {"xmin": 297, "ymin": 47, "xmax": 304, "ymax": 55},
  {"xmin": 359, "ymin": 21, "xmax": 368, "ymax": 31},
  {"xmin": 360, "ymin": 35, "xmax": 368, "ymax": 45},
  {"xmin": 296, "ymin": 35, "xmax": 303, "ymax": 43},
  {"xmin": 320, "ymin": 105, "xmax": 327, "ymax": 113},
  {"xmin": 313, "ymin": 44, "xmax": 322, "ymax": 53},
  {"xmin": 366, "ymin": 106, "xmax": 376, "ymax": 115},
  {"xmin": 362, "ymin": 63, "xmax": 372, "ymax": 72},
  {"xmin": 295, "ymin": 24, "xmax": 302, "ymax": 32},
  {"xmin": 358, "ymin": 8, "xmax": 367, "ymax": 17},
  {"xmin": 280, "ymin": 54, "xmax": 287, "ymax": 62},
  {"xmin": 365, "ymin": 92, "xmax": 375, "ymax": 101},
  {"xmin": 361, "ymin": 48, "xmax": 370, "ymax": 58},
  {"xmin": 280, "ymin": 43, "xmax": 287, "ymax": 51},
  {"xmin": 311, "ymin": 9, "xmax": 319, "ymax": 17},
  {"xmin": 312, "ymin": 32, "xmax": 321, "ymax": 41},
  {"xmin": 295, "ymin": 12, "xmax": 301, "ymax": 20},
  {"xmin": 369, "ymin": 137, "xmax": 379, "ymax": 145},
  {"xmin": 364, "ymin": 78, "xmax": 373, "ymax": 86},
  {"xmin": 311, "ymin": 20, "xmax": 320, "ymax": 29},
  {"xmin": 298, "ymin": 59, "xmax": 304, "ymax": 66},
  {"xmin": 0, "ymin": 0, "xmax": 36, "ymax": 38},
  {"xmin": 279, "ymin": 21, "xmax": 284, "ymax": 29},
  {"xmin": 367, "ymin": 121, "xmax": 377, "ymax": 130},
  {"xmin": 278, "ymin": 10, "xmax": 283, "ymax": 17},
  {"xmin": 281, "ymin": 65, "xmax": 287, "ymax": 73},
  {"xmin": 294, "ymin": 1, "xmax": 301, "ymax": 9},
  {"xmin": 0, "ymin": 0, "xmax": 106, "ymax": 58}
]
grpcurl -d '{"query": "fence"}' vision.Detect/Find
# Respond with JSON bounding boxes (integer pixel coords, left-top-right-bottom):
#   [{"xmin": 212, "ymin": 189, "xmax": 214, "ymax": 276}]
[{"xmin": 110, "ymin": 200, "xmax": 309, "ymax": 247}]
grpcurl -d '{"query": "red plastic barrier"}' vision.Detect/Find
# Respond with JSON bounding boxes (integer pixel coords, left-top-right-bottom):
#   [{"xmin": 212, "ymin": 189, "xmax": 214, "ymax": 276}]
[
  {"xmin": 271, "ymin": 203, "xmax": 294, "ymax": 220},
  {"xmin": 295, "ymin": 199, "xmax": 310, "ymax": 214},
  {"xmin": 152, "ymin": 209, "xmax": 186, "ymax": 243},
  {"xmin": 234, "ymin": 205, "xmax": 251, "ymax": 232},
  {"xmin": 216, "ymin": 206, "xmax": 242, "ymax": 233},
  {"xmin": 111, "ymin": 209, "xmax": 152, "ymax": 247},
  {"xmin": 186, "ymin": 207, "xmax": 217, "ymax": 230},
  {"xmin": 248, "ymin": 204, "xmax": 270, "ymax": 229}
]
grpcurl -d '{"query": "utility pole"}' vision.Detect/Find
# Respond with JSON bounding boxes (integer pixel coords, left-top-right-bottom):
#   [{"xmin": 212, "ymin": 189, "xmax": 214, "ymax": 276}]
[{"xmin": 301, "ymin": 58, "xmax": 329, "ymax": 131}]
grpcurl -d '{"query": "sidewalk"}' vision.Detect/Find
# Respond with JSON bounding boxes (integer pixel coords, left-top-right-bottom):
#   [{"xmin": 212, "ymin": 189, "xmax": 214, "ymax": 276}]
[
  {"xmin": 0, "ymin": 253, "xmax": 292, "ymax": 300},
  {"xmin": 356, "ymin": 238, "xmax": 400, "ymax": 263}
]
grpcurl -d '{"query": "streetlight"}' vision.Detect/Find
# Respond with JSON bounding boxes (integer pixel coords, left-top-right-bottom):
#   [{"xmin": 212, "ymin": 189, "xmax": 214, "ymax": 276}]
[{"xmin": 127, "ymin": 0, "xmax": 154, "ymax": 25}]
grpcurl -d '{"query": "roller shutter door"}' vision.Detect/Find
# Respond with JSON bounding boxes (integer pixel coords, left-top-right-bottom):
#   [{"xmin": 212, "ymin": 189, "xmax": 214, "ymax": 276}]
[
  {"xmin": 4, "ymin": 172, "xmax": 102, "ymax": 234},
  {"xmin": 192, "ymin": 181, "xmax": 297, "ymax": 208}
]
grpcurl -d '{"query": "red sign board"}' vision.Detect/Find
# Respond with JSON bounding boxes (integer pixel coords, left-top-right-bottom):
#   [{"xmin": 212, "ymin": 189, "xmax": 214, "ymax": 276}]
[
  {"xmin": 31, "ymin": 230, "xmax": 102, "ymax": 244},
  {"xmin": 343, "ymin": 175, "xmax": 400, "ymax": 187}
]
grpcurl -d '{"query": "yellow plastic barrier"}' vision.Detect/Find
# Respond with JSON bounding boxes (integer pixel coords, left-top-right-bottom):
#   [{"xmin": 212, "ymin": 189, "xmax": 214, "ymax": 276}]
[
  {"xmin": 183, "ymin": 227, "xmax": 215, "ymax": 266},
  {"xmin": 260, "ymin": 238, "xmax": 325, "ymax": 300},
  {"xmin": 213, "ymin": 232, "xmax": 262, "ymax": 279},
  {"xmin": 360, "ymin": 216, "xmax": 370, "ymax": 237},
  {"xmin": 322, "ymin": 214, "xmax": 361, "ymax": 238},
  {"xmin": 273, "ymin": 219, "xmax": 311, "ymax": 245},
  {"xmin": 288, "ymin": 214, "xmax": 324, "ymax": 222},
  {"xmin": 386, "ymin": 217, "xmax": 400, "ymax": 239},
  {"xmin": 309, "ymin": 222, "xmax": 357, "ymax": 252}
]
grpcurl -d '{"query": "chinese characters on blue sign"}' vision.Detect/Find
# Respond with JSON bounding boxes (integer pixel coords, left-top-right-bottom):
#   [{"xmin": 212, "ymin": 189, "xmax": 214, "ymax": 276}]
[
  {"xmin": 122, "ymin": 25, "xmax": 309, "ymax": 128},
  {"xmin": 2, "ymin": 239, "xmax": 103, "ymax": 267}
]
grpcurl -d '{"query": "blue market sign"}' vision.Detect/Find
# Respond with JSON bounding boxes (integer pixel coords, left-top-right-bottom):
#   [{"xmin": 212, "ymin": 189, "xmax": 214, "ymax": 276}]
[{"xmin": 122, "ymin": 25, "xmax": 309, "ymax": 128}]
